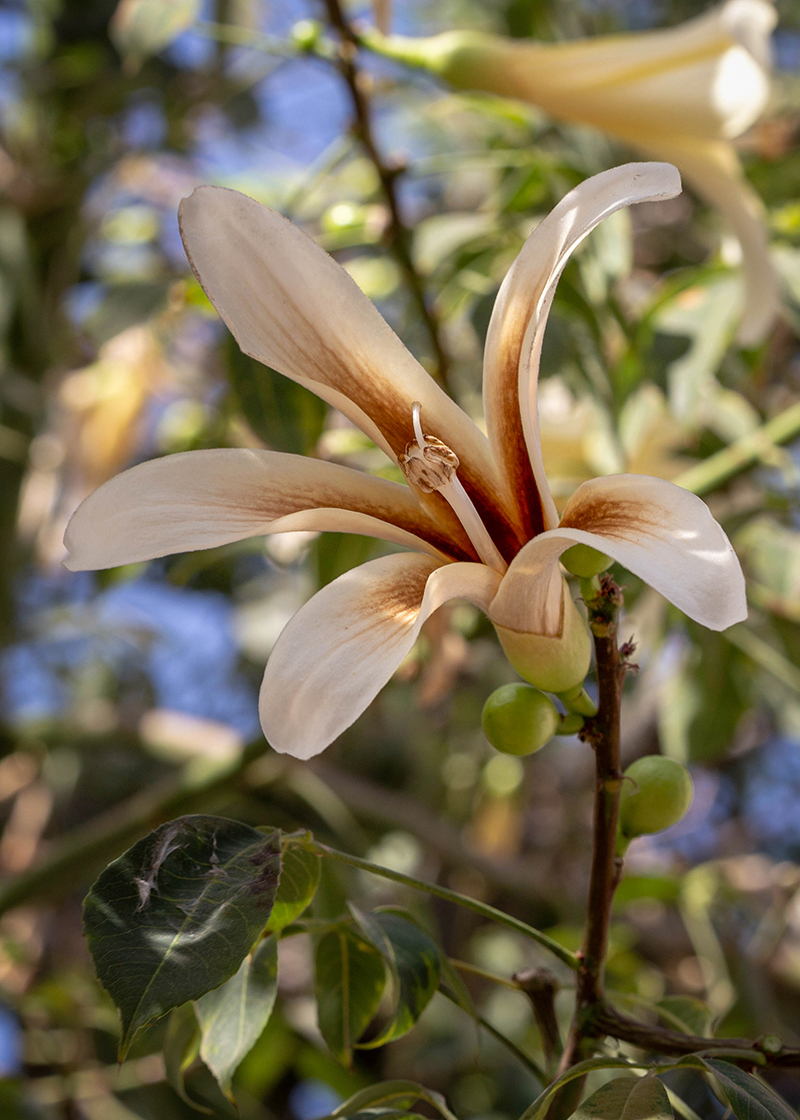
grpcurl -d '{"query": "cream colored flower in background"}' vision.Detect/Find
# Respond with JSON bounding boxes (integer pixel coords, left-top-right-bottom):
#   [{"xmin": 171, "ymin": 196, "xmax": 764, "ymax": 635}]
[
  {"xmin": 364, "ymin": 0, "xmax": 779, "ymax": 345},
  {"xmin": 64, "ymin": 164, "xmax": 746, "ymax": 760}
]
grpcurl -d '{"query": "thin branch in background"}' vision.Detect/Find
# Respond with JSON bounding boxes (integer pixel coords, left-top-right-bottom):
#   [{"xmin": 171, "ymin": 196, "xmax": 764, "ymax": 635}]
[{"xmin": 321, "ymin": 0, "xmax": 451, "ymax": 388}]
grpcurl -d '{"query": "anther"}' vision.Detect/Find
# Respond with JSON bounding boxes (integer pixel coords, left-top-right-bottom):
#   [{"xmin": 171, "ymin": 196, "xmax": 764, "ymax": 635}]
[{"xmin": 400, "ymin": 402, "xmax": 507, "ymax": 574}]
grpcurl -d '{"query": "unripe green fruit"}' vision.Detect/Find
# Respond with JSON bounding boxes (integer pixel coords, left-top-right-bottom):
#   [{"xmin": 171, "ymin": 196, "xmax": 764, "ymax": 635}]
[
  {"xmin": 618, "ymin": 756, "xmax": 694, "ymax": 839},
  {"xmin": 481, "ymin": 684, "xmax": 559, "ymax": 756},
  {"xmin": 561, "ymin": 544, "xmax": 612, "ymax": 579}
]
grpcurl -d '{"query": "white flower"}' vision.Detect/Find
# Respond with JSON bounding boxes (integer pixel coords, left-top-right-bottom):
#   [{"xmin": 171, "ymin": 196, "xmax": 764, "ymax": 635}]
[
  {"xmin": 64, "ymin": 163, "xmax": 746, "ymax": 759},
  {"xmin": 367, "ymin": 0, "xmax": 779, "ymax": 345}
]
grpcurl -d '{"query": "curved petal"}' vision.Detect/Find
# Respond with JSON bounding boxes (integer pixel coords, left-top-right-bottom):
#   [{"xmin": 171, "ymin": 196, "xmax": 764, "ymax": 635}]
[
  {"xmin": 179, "ymin": 187, "xmax": 524, "ymax": 558},
  {"xmin": 259, "ymin": 553, "xmax": 502, "ymax": 759},
  {"xmin": 63, "ymin": 448, "xmax": 478, "ymax": 571},
  {"xmin": 637, "ymin": 137, "xmax": 778, "ymax": 345},
  {"xmin": 492, "ymin": 473, "xmax": 746, "ymax": 631},
  {"xmin": 483, "ymin": 163, "xmax": 682, "ymax": 538}
]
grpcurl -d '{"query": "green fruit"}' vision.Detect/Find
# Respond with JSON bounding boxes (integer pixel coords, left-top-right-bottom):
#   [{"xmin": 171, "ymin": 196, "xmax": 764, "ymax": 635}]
[
  {"xmin": 481, "ymin": 684, "xmax": 559, "ymax": 756},
  {"xmin": 561, "ymin": 544, "xmax": 612, "ymax": 578},
  {"xmin": 619, "ymin": 756, "xmax": 694, "ymax": 839}
]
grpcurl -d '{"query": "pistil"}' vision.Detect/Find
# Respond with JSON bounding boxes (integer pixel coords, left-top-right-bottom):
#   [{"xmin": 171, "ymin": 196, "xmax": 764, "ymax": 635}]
[{"xmin": 400, "ymin": 403, "xmax": 508, "ymax": 574}]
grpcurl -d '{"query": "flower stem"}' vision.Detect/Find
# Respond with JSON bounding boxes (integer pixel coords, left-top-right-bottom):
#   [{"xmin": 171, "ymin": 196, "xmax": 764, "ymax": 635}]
[
  {"xmin": 547, "ymin": 574, "xmax": 626, "ymax": 1118},
  {"xmin": 311, "ymin": 840, "xmax": 580, "ymax": 970}
]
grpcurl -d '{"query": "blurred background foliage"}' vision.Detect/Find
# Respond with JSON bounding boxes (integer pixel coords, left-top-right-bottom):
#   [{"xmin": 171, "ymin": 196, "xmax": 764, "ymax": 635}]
[{"xmin": 3, "ymin": 0, "xmax": 800, "ymax": 1116}]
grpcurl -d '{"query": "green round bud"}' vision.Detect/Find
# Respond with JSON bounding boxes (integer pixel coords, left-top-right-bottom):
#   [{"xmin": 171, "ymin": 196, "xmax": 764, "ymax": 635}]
[
  {"xmin": 481, "ymin": 684, "xmax": 559, "ymax": 756},
  {"xmin": 561, "ymin": 544, "xmax": 612, "ymax": 579},
  {"xmin": 619, "ymin": 756, "xmax": 694, "ymax": 839}
]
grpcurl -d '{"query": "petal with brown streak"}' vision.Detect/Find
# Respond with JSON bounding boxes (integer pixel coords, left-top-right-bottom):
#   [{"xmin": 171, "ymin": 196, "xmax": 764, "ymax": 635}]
[
  {"xmin": 491, "ymin": 473, "xmax": 746, "ymax": 632},
  {"xmin": 178, "ymin": 187, "xmax": 523, "ymax": 557},
  {"xmin": 63, "ymin": 448, "xmax": 477, "ymax": 571},
  {"xmin": 483, "ymin": 163, "xmax": 682, "ymax": 540},
  {"xmin": 259, "ymin": 552, "xmax": 502, "ymax": 759}
]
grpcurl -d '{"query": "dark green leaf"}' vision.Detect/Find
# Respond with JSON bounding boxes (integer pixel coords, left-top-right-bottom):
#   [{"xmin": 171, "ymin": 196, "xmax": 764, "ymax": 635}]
[
  {"xmin": 196, "ymin": 935, "xmax": 279, "ymax": 1098},
  {"xmin": 704, "ymin": 1059, "xmax": 796, "ymax": 1120},
  {"xmin": 226, "ymin": 340, "xmax": 327, "ymax": 455},
  {"xmin": 267, "ymin": 840, "xmax": 320, "ymax": 933},
  {"xmin": 350, "ymin": 908, "xmax": 441, "ymax": 1047},
  {"xmin": 83, "ymin": 815, "xmax": 281, "ymax": 1055},
  {"xmin": 325, "ymin": 1079, "xmax": 459, "ymax": 1120},
  {"xmin": 315, "ymin": 926, "xmax": 386, "ymax": 1065}
]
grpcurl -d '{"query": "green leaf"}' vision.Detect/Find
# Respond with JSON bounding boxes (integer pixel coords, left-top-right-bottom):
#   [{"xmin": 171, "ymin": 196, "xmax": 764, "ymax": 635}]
[
  {"xmin": 83, "ymin": 815, "xmax": 281, "ymax": 1056},
  {"xmin": 226, "ymin": 341, "xmax": 327, "ymax": 455},
  {"xmin": 622, "ymin": 1076, "xmax": 673, "ymax": 1120},
  {"xmin": 655, "ymin": 996, "xmax": 715, "ymax": 1037},
  {"xmin": 196, "ymin": 935, "xmax": 279, "ymax": 1098},
  {"xmin": 163, "ymin": 1002, "xmax": 202, "ymax": 1109},
  {"xmin": 572, "ymin": 1076, "xmax": 673, "ymax": 1120},
  {"xmin": 267, "ymin": 840, "xmax": 320, "ymax": 933},
  {"xmin": 519, "ymin": 1058, "xmax": 653, "ymax": 1120},
  {"xmin": 350, "ymin": 908, "xmax": 441, "ymax": 1047},
  {"xmin": 704, "ymin": 1059, "xmax": 797, "ymax": 1120},
  {"xmin": 315, "ymin": 926, "xmax": 387, "ymax": 1065},
  {"xmin": 325, "ymin": 1079, "xmax": 460, "ymax": 1120}
]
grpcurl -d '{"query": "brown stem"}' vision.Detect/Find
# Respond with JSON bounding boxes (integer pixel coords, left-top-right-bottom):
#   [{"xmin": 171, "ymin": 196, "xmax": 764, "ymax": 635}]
[
  {"xmin": 548, "ymin": 576, "xmax": 625, "ymax": 1118},
  {"xmin": 593, "ymin": 1004, "xmax": 800, "ymax": 1066},
  {"xmin": 321, "ymin": 0, "xmax": 451, "ymax": 387},
  {"xmin": 515, "ymin": 968, "xmax": 562, "ymax": 1073}
]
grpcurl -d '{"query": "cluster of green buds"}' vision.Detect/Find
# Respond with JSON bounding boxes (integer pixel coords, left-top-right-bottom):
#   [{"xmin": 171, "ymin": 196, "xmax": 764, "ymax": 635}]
[{"xmin": 617, "ymin": 756, "xmax": 695, "ymax": 853}]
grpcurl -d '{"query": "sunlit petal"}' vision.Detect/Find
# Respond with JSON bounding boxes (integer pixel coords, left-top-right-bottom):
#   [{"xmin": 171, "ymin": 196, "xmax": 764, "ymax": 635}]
[
  {"xmin": 491, "ymin": 474, "xmax": 746, "ymax": 631},
  {"xmin": 259, "ymin": 553, "xmax": 502, "ymax": 759},
  {"xmin": 179, "ymin": 187, "xmax": 524, "ymax": 556},
  {"xmin": 484, "ymin": 163, "xmax": 681, "ymax": 539},
  {"xmin": 63, "ymin": 448, "xmax": 478, "ymax": 570}
]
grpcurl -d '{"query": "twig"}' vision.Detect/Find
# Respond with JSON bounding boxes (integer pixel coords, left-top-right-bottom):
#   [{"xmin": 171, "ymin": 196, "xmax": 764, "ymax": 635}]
[
  {"xmin": 439, "ymin": 988, "xmax": 547, "ymax": 1083},
  {"xmin": 595, "ymin": 1003, "xmax": 800, "ymax": 1068},
  {"xmin": 321, "ymin": 0, "xmax": 451, "ymax": 387},
  {"xmin": 675, "ymin": 400, "xmax": 800, "ymax": 497},
  {"xmin": 311, "ymin": 840, "xmax": 580, "ymax": 970},
  {"xmin": 515, "ymin": 968, "xmax": 562, "ymax": 1074},
  {"xmin": 548, "ymin": 574, "xmax": 625, "ymax": 1117}
]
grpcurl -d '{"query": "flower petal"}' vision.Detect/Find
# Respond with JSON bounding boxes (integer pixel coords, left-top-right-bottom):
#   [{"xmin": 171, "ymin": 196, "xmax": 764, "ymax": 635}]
[
  {"xmin": 483, "ymin": 163, "xmax": 682, "ymax": 539},
  {"xmin": 259, "ymin": 553, "xmax": 502, "ymax": 759},
  {"xmin": 638, "ymin": 137, "xmax": 778, "ymax": 345},
  {"xmin": 511, "ymin": 0, "xmax": 773, "ymax": 140},
  {"xmin": 492, "ymin": 473, "xmax": 746, "ymax": 632},
  {"xmin": 179, "ymin": 187, "xmax": 523, "ymax": 557},
  {"xmin": 63, "ymin": 448, "xmax": 478, "ymax": 571}
]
